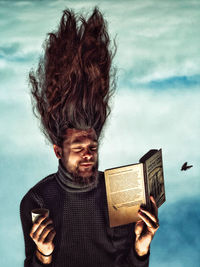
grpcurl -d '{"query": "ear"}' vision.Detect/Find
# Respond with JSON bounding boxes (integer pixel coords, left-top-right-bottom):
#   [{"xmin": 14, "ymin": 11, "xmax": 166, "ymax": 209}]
[{"xmin": 53, "ymin": 144, "xmax": 62, "ymax": 159}]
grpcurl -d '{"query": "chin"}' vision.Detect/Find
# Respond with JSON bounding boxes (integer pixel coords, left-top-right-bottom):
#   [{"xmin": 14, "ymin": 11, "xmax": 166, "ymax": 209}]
[
  {"xmin": 79, "ymin": 169, "xmax": 94, "ymax": 178},
  {"xmin": 73, "ymin": 165, "xmax": 98, "ymax": 185}
]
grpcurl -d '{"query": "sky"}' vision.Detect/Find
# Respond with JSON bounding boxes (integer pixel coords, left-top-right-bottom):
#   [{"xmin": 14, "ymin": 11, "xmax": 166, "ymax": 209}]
[{"xmin": 0, "ymin": 0, "xmax": 200, "ymax": 266}]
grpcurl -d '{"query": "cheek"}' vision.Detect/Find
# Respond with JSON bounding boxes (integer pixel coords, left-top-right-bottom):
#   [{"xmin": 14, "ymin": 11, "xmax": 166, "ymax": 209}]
[
  {"xmin": 68, "ymin": 153, "xmax": 81, "ymax": 166},
  {"xmin": 61, "ymin": 150, "xmax": 75, "ymax": 169},
  {"xmin": 93, "ymin": 152, "xmax": 98, "ymax": 161}
]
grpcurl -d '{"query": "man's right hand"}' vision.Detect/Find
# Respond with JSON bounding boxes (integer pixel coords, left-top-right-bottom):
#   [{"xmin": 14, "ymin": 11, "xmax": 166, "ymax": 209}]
[{"xmin": 30, "ymin": 215, "xmax": 56, "ymax": 264}]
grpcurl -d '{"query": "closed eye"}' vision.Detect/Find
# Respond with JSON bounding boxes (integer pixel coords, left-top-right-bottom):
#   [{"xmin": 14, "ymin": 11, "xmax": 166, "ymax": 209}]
[
  {"xmin": 72, "ymin": 147, "xmax": 83, "ymax": 152},
  {"xmin": 90, "ymin": 146, "xmax": 98, "ymax": 151},
  {"xmin": 71, "ymin": 143, "xmax": 98, "ymax": 153}
]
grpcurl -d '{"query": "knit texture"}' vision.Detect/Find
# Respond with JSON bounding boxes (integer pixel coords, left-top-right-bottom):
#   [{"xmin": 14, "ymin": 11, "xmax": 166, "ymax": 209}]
[{"xmin": 20, "ymin": 162, "xmax": 149, "ymax": 267}]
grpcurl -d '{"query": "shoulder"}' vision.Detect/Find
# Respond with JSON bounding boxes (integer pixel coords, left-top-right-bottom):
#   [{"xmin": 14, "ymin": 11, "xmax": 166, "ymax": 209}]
[
  {"xmin": 31, "ymin": 173, "xmax": 56, "ymax": 193},
  {"xmin": 20, "ymin": 173, "xmax": 56, "ymax": 210},
  {"xmin": 98, "ymin": 170, "xmax": 104, "ymax": 179},
  {"xmin": 97, "ymin": 170, "xmax": 106, "ymax": 187}
]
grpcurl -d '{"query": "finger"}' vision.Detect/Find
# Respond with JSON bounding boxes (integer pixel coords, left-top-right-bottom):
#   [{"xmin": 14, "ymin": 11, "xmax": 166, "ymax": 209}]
[
  {"xmin": 138, "ymin": 211, "xmax": 159, "ymax": 230},
  {"xmin": 150, "ymin": 196, "xmax": 158, "ymax": 217},
  {"xmin": 139, "ymin": 207, "xmax": 158, "ymax": 223},
  {"xmin": 34, "ymin": 218, "xmax": 53, "ymax": 239},
  {"xmin": 45, "ymin": 229, "xmax": 56, "ymax": 243},
  {"xmin": 30, "ymin": 216, "xmax": 47, "ymax": 237},
  {"xmin": 32, "ymin": 218, "xmax": 53, "ymax": 240},
  {"xmin": 38, "ymin": 224, "xmax": 54, "ymax": 242},
  {"xmin": 34, "ymin": 214, "xmax": 48, "ymax": 224}
]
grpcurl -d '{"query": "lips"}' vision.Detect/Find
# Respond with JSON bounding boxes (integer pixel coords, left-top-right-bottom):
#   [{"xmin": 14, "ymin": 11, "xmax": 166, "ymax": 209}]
[{"xmin": 80, "ymin": 163, "xmax": 94, "ymax": 167}]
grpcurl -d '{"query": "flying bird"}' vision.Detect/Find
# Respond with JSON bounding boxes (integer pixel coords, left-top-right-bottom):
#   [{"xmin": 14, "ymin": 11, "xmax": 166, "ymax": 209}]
[{"xmin": 181, "ymin": 162, "xmax": 193, "ymax": 171}]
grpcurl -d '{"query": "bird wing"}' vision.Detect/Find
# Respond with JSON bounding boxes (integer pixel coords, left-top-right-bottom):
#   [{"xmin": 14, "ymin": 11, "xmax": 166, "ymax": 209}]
[{"xmin": 181, "ymin": 162, "xmax": 187, "ymax": 170}]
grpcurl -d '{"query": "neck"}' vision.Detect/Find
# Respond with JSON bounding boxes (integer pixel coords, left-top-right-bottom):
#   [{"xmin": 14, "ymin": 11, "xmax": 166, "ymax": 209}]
[{"xmin": 56, "ymin": 160, "xmax": 99, "ymax": 192}]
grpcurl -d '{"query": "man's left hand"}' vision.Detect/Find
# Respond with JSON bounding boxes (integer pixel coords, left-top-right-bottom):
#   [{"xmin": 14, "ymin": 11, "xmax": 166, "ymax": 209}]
[{"xmin": 134, "ymin": 196, "xmax": 159, "ymax": 257}]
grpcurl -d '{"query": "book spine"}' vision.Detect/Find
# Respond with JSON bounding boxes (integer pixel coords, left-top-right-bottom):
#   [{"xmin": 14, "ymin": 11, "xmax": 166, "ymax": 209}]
[{"xmin": 143, "ymin": 163, "xmax": 151, "ymax": 209}]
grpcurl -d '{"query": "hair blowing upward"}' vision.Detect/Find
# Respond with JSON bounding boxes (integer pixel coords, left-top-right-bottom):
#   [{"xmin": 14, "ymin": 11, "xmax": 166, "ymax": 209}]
[{"xmin": 29, "ymin": 7, "xmax": 116, "ymax": 146}]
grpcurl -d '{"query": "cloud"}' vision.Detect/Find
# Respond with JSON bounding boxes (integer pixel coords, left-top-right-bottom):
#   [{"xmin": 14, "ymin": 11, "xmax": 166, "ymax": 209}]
[
  {"xmin": 147, "ymin": 75, "xmax": 200, "ymax": 89},
  {"xmin": 151, "ymin": 195, "xmax": 200, "ymax": 267},
  {"xmin": 99, "ymin": 87, "xmax": 200, "ymax": 202},
  {"xmin": 0, "ymin": 42, "xmax": 20, "ymax": 56},
  {"xmin": 108, "ymin": 0, "xmax": 200, "ymax": 84},
  {"xmin": 1, "ymin": 0, "xmax": 200, "ymax": 86}
]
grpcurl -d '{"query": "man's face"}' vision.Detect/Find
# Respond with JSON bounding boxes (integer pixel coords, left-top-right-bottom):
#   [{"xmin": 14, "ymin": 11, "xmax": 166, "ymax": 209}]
[{"xmin": 54, "ymin": 128, "xmax": 98, "ymax": 185}]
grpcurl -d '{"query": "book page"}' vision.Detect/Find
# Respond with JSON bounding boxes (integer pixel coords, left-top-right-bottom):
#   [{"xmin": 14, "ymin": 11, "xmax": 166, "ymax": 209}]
[
  {"xmin": 145, "ymin": 149, "xmax": 166, "ymax": 208},
  {"xmin": 104, "ymin": 163, "xmax": 146, "ymax": 227}
]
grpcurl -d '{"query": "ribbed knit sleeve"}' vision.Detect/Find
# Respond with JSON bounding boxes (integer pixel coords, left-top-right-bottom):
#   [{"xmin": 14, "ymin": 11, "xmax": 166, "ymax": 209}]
[
  {"xmin": 110, "ymin": 222, "xmax": 149, "ymax": 267},
  {"xmin": 128, "ymin": 247, "xmax": 150, "ymax": 267},
  {"xmin": 20, "ymin": 189, "xmax": 50, "ymax": 267},
  {"xmin": 128, "ymin": 224, "xmax": 150, "ymax": 267}
]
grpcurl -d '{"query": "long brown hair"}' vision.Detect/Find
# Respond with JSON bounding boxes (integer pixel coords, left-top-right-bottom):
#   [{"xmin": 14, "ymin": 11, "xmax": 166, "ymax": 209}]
[{"xmin": 29, "ymin": 7, "xmax": 116, "ymax": 146}]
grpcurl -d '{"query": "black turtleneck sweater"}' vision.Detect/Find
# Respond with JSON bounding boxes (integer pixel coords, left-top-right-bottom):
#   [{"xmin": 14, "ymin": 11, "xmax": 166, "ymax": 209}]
[{"xmin": 20, "ymin": 162, "xmax": 149, "ymax": 267}]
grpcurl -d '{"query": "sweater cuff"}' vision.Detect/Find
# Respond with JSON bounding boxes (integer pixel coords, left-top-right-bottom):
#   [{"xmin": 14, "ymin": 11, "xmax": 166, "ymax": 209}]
[
  {"xmin": 128, "ymin": 248, "xmax": 150, "ymax": 267},
  {"xmin": 32, "ymin": 254, "xmax": 52, "ymax": 266}
]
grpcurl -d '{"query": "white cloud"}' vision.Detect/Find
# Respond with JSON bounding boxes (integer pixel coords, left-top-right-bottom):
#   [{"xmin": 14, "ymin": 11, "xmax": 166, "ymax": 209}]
[
  {"xmin": 1, "ymin": 0, "xmax": 200, "ymax": 84},
  {"xmin": 107, "ymin": 0, "xmax": 200, "ymax": 83},
  {"xmin": 99, "ymin": 88, "xmax": 200, "ymax": 202}
]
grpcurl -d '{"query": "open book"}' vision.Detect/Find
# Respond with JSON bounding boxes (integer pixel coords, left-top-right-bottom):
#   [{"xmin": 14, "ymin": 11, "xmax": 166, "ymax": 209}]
[{"xmin": 104, "ymin": 149, "xmax": 165, "ymax": 227}]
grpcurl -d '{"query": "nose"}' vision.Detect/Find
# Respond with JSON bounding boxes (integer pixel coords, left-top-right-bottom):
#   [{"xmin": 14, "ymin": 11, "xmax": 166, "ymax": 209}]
[{"xmin": 82, "ymin": 148, "xmax": 93, "ymax": 161}]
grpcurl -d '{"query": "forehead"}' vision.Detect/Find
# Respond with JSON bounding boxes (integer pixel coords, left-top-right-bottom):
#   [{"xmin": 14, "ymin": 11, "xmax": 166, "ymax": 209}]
[{"xmin": 64, "ymin": 128, "xmax": 98, "ymax": 145}]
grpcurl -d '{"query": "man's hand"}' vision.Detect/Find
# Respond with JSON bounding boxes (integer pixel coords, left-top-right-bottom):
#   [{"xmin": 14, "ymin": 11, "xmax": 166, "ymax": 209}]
[
  {"xmin": 30, "ymin": 215, "xmax": 56, "ymax": 264},
  {"xmin": 134, "ymin": 196, "xmax": 159, "ymax": 257}
]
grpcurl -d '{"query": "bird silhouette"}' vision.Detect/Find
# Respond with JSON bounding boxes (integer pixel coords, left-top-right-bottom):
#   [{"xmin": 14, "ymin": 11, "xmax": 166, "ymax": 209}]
[{"xmin": 181, "ymin": 162, "xmax": 193, "ymax": 171}]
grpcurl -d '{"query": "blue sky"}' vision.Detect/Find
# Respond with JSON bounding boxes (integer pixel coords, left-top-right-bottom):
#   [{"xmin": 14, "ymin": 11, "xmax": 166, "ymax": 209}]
[{"xmin": 0, "ymin": 0, "xmax": 200, "ymax": 266}]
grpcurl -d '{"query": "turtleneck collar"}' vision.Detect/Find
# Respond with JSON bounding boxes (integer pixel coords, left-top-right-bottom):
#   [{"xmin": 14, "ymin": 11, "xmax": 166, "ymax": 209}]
[{"xmin": 55, "ymin": 160, "xmax": 99, "ymax": 193}]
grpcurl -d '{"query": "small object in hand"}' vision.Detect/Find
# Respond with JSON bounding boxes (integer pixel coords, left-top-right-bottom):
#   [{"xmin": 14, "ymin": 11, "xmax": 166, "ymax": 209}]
[
  {"xmin": 181, "ymin": 162, "xmax": 193, "ymax": 171},
  {"xmin": 31, "ymin": 208, "xmax": 49, "ymax": 223}
]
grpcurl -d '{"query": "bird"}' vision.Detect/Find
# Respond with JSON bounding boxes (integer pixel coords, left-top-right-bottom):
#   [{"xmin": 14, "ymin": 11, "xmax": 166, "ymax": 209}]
[{"xmin": 181, "ymin": 162, "xmax": 193, "ymax": 171}]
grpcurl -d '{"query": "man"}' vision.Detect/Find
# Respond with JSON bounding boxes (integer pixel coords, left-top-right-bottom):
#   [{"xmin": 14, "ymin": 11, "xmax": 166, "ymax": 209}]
[{"xmin": 20, "ymin": 8, "xmax": 159, "ymax": 267}]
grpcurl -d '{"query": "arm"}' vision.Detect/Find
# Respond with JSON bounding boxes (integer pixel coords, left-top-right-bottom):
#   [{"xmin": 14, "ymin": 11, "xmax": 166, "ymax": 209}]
[
  {"xmin": 111, "ymin": 223, "xmax": 150, "ymax": 267},
  {"xmin": 127, "ymin": 226, "xmax": 150, "ymax": 267},
  {"xmin": 20, "ymin": 190, "xmax": 55, "ymax": 266},
  {"xmin": 30, "ymin": 215, "xmax": 56, "ymax": 264}
]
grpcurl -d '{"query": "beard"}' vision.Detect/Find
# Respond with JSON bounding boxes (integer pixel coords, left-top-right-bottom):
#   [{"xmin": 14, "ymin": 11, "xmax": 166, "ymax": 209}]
[{"xmin": 68, "ymin": 160, "xmax": 99, "ymax": 186}]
